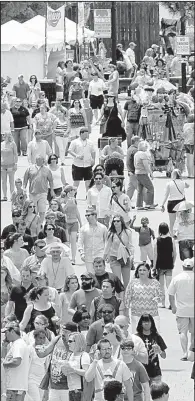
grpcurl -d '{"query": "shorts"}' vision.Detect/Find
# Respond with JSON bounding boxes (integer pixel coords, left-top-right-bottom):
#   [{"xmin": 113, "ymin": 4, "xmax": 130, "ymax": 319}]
[
  {"xmin": 72, "ymin": 164, "xmax": 93, "ymax": 181},
  {"xmin": 1, "ymin": 164, "xmax": 17, "ymax": 172},
  {"xmin": 185, "ymin": 144, "xmax": 194, "ymax": 154},
  {"xmin": 159, "ymin": 269, "xmax": 173, "ymax": 277},
  {"xmin": 176, "ymin": 317, "xmax": 194, "ymax": 334},
  {"xmin": 6, "ymin": 390, "xmax": 26, "ymax": 401},
  {"xmin": 70, "ymin": 127, "xmax": 82, "ymax": 140},
  {"xmin": 179, "ymin": 239, "xmax": 194, "ymax": 261},
  {"xmin": 30, "ymin": 193, "xmax": 47, "ymax": 214},
  {"xmin": 69, "ymin": 390, "xmax": 82, "ymax": 401},
  {"xmin": 167, "ymin": 198, "xmax": 185, "ymax": 213},
  {"xmin": 89, "ymin": 94, "xmax": 104, "ymax": 110},
  {"xmin": 47, "ymin": 187, "xmax": 63, "ymax": 202},
  {"xmin": 67, "ymin": 221, "xmax": 79, "ymax": 234},
  {"xmin": 140, "ymin": 243, "xmax": 153, "ymax": 261}
]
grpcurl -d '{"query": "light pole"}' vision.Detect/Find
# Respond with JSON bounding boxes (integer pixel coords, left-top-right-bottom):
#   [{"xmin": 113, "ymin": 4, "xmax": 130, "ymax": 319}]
[
  {"xmin": 111, "ymin": 2, "xmax": 117, "ymax": 64},
  {"xmin": 180, "ymin": 13, "xmax": 187, "ymax": 93}
]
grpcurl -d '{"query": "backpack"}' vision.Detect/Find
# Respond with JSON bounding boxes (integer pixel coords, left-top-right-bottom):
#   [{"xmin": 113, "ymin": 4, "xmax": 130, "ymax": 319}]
[
  {"xmin": 95, "ymin": 360, "xmax": 121, "ymax": 395},
  {"xmin": 127, "ymin": 100, "xmax": 141, "ymax": 122}
]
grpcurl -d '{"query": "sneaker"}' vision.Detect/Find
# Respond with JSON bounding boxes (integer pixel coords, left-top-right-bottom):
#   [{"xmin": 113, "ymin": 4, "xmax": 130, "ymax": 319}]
[
  {"xmin": 137, "ymin": 207, "xmax": 146, "ymax": 210},
  {"xmin": 145, "ymin": 204, "xmax": 158, "ymax": 210},
  {"xmin": 61, "ymin": 163, "xmax": 65, "ymax": 166},
  {"xmin": 1, "ymin": 197, "xmax": 7, "ymax": 201},
  {"xmin": 22, "ymin": 152, "xmax": 27, "ymax": 156}
]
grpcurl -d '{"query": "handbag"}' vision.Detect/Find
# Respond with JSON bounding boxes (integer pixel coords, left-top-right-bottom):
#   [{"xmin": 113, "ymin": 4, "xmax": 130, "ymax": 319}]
[
  {"xmin": 39, "ymin": 360, "xmax": 51, "ymax": 390},
  {"xmin": 116, "ymin": 232, "xmax": 131, "ymax": 257}
]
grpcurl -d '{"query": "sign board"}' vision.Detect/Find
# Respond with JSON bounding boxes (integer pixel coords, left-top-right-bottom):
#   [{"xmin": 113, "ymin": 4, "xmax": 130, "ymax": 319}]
[
  {"xmin": 94, "ymin": 9, "xmax": 111, "ymax": 38},
  {"xmin": 176, "ymin": 36, "xmax": 191, "ymax": 55},
  {"xmin": 66, "ymin": 50, "xmax": 74, "ymax": 60}
]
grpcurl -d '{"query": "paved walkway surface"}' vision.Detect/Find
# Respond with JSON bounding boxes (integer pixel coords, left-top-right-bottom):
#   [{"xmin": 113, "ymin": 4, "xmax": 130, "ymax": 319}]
[{"xmin": 1, "ymin": 106, "xmax": 194, "ymax": 400}]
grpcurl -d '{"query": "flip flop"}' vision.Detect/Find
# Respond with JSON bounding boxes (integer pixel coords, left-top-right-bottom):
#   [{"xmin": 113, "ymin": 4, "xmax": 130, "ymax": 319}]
[{"xmin": 180, "ymin": 357, "xmax": 188, "ymax": 361}]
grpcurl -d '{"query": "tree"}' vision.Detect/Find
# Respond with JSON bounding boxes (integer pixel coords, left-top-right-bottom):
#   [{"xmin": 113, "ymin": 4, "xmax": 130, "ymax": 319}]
[
  {"xmin": 162, "ymin": 2, "xmax": 194, "ymax": 18},
  {"xmin": 1, "ymin": 2, "xmax": 76, "ymax": 24}
]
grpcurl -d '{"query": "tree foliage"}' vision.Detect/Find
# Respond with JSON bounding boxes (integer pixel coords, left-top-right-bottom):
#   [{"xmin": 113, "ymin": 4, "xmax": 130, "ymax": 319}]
[
  {"xmin": 162, "ymin": 2, "xmax": 194, "ymax": 17},
  {"xmin": 1, "ymin": 2, "xmax": 77, "ymax": 24}
]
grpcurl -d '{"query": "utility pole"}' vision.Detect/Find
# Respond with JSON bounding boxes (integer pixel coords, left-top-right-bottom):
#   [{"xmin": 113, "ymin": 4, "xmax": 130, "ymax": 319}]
[
  {"xmin": 111, "ymin": 2, "xmax": 117, "ymax": 64},
  {"xmin": 180, "ymin": 13, "xmax": 187, "ymax": 93}
]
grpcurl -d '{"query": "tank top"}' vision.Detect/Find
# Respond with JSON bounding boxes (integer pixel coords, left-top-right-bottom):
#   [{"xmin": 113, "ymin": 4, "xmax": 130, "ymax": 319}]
[
  {"xmin": 30, "ymin": 304, "xmax": 56, "ymax": 333},
  {"xmin": 69, "ymin": 109, "xmax": 85, "ymax": 128},
  {"xmin": 70, "ymin": 88, "xmax": 83, "ymax": 101},
  {"xmin": 54, "ymin": 120, "xmax": 68, "ymax": 137},
  {"xmin": 64, "ymin": 201, "xmax": 78, "ymax": 223},
  {"xmin": 156, "ymin": 236, "xmax": 174, "ymax": 270},
  {"xmin": 49, "ymin": 167, "xmax": 63, "ymax": 189}
]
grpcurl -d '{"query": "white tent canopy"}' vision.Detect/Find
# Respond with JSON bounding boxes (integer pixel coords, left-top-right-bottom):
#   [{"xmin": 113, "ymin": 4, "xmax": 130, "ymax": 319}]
[
  {"xmin": 23, "ymin": 15, "xmax": 95, "ymax": 47},
  {"xmin": 1, "ymin": 16, "xmax": 95, "ymax": 51}
]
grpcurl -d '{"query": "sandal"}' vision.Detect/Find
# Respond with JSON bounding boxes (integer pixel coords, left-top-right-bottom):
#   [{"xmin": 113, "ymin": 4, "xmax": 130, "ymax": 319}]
[
  {"xmin": 181, "ymin": 357, "xmax": 188, "ymax": 361},
  {"xmin": 1, "ymin": 197, "xmax": 7, "ymax": 201}
]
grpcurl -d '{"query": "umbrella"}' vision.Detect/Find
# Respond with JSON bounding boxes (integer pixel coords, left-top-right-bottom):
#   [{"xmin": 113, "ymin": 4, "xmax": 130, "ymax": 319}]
[{"xmin": 173, "ymin": 200, "xmax": 194, "ymax": 212}]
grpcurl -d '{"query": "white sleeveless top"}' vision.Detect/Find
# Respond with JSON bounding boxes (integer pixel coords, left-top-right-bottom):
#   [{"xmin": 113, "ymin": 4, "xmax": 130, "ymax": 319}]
[{"xmin": 50, "ymin": 167, "xmax": 63, "ymax": 189}]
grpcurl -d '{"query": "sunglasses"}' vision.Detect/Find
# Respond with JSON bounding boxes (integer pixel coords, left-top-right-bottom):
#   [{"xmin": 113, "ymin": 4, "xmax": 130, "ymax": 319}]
[
  {"xmin": 103, "ymin": 332, "xmax": 108, "ymax": 336},
  {"xmin": 113, "ymin": 220, "xmax": 121, "ymax": 223},
  {"xmin": 94, "ymin": 178, "xmax": 102, "ymax": 180},
  {"xmin": 68, "ymin": 339, "xmax": 75, "ymax": 343},
  {"xmin": 120, "ymin": 346, "xmax": 133, "ymax": 350},
  {"xmin": 102, "ymin": 310, "xmax": 113, "ymax": 314},
  {"xmin": 36, "ymin": 245, "xmax": 45, "ymax": 249},
  {"xmin": 50, "ymin": 158, "xmax": 57, "ymax": 161},
  {"xmin": 96, "ymin": 169, "xmax": 103, "ymax": 172},
  {"xmin": 12, "ymin": 214, "xmax": 20, "ymax": 218},
  {"xmin": 28, "ymin": 205, "xmax": 34, "ymax": 208},
  {"xmin": 47, "ymin": 227, "xmax": 54, "ymax": 231}
]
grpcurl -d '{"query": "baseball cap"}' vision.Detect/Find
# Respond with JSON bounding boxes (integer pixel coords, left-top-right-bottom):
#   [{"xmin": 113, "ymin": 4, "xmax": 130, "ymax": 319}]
[
  {"xmin": 80, "ymin": 272, "xmax": 94, "ymax": 279},
  {"xmin": 85, "ymin": 206, "xmax": 97, "ymax": 215},
  {"xmin": 34, "ymin": 238, "xmax": 46, "ymax": 247},
  {"xmin": 18, "ymin": 74, "xmax": 24, "ymax": 78},
  {"xmin": 45, "ymin": 211, "xmax": 56, "ymax": 218},
  {"xmin": 151, "ymin": 44, "xmax": 159, "ymax": 48},
  {"xmin": 129, "ymin": 42, "xmax": 136, "ymax": 46},
  {"xmin": 73, "ymin": 77, "xmax": 81, "ymax": 83},
  {"xmin": 63, "ymin": 185, "xmax": 77, "ymax": 194},
  {"xmin": 183, "ymin": 258, "xmax": 194, "ymax": 268},
  {"xmin": 1, "ymin": 322, "xmax": 20, "ymax": 333}
]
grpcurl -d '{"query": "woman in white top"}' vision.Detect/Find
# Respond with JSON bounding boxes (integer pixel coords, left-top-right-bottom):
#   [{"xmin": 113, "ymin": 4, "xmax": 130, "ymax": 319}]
[
  {"xmin": 4, "ymin": 233, "xmax": 29, "ymax": 272},
  {"xmin": 56, "ymin": 61, "xmax": 66, "ymax": 100},
  {"xmin": 47, "ymin": 154, "xmax": 66, "ymax": 202},
  {"xmin": 88, "ymin": 72, "xmax": 106, "ymax": 122},
  {"xmin": 25, "ymin": 314, "xmax": 55, "ymax": 346},
  {"xmin": 101, "ymin": 137, "xmax": 124, "ymax": 162},
  {"xmin": 109, "ymin": 179, "xmax": 131, "ymax": 225},
  {"xmin": 29, "ymin": 75, "xmax": 41, "ymax": 109},
  {"xmin": 61, "ymin": 332, "xmax": 90, "ymax": 400},
  {"xmin": 87, "ymin": 172, "xmax": 112, "ymax": 227},
  {"xmin": 161, "ymin": 169, "xmax": 189, "ymax": 235},
  {"xmin": 54, "ymin": 108, "xmax": 71, "ymax": 165},
  {"xmin": 59, "ymin": 274, "xmax": 80, "ymax": 324}
]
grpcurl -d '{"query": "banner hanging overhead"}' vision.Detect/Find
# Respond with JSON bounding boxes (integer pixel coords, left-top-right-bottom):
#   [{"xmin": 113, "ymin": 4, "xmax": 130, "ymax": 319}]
[
  {"xmin": 78, "ymin": 2, "xmax": 85, "ymax": 28},
  {"xmin": 94, "ymin": 9, "xmax": 111, "ymax": 38},
  {"xmin": 47, "ymin": 5, "xmax": 65, "ymax": 32}
]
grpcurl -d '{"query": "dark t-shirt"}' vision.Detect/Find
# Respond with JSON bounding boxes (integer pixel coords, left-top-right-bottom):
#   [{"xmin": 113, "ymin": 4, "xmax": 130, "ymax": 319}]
[
  {"xmin": 95, "ymin": 272, "xmax": 124, "ymax": 294},
  {"xmin": 11, "ymin": 106, "xmax": 30, "ymax": 128},
  {"xmin": 13, "ymin": 82, "xmax": 30, "ymax": 100},
  {"xmin": 10, "ymin": 283, "xmax": 34, "ymax": 322},
  {"xmin": 38, "ymin": 226, "xmax": 67, "ymax": 243},
  {"xmin": 50, "ymin": 338, "xmax": 69, "ymax": 389},
  {"xmin": 136, "ymin": 333, "xmax": 167, "ymax": 378},
  {"xmin": 124, "ymin": 99, "xmax": 141, "ymax": 123},
  {"xmin": 126, "ymin": 359, "xmax": 149, "ymax": 401},
  {"xmin": 1, "ymin": 224, "xmax": 31, "ymax": 240},
  {"xmin": 93, "ymin": 295, "xmax": 122, "ymax": 321}
]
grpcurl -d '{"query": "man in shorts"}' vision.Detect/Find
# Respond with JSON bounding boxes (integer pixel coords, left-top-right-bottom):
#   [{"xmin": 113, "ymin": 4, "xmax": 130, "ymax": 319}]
[
  {"xmin": 168, "ymin": 258, "xmax": 194, "ymax": 361},
  {"xmin": 69, "ymin": 127, "xmax": 96, "ymax": 193},
  {"xmin": 23, "ymin": 155, "xmax": 54, "ymax": 224}
]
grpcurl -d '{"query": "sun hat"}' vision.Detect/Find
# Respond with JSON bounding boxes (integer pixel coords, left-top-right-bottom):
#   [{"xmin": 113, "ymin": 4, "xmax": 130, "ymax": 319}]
[{"xmin": 182, "ymin": 258, "xmax": 194, "ymax": 268}]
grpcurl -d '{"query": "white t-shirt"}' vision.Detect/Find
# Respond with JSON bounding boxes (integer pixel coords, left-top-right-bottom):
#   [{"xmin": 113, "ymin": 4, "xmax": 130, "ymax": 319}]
[
  {"xmin": 27, "ymin": 139, "xmax": 52, "ymax": 164},
  {"xmin": 93, "ymin": 359, "xmax": 132, "ymax": 401},
  {"xmin": 69, "ymin": 137, "xmax": 95, "ymax": 168},
  {"xmin": 1, "ymin": 110, "xmax": 14, "ymax": 133},
  {"xmin": 4, "ymin": 338, "xmax": 30, "ymax": 391},
  {"xmin": 88, "ymin": 79, "xmax": 105, "ymax": 96},
  {"xmin": 168, "ymin": 270, "xmax": 194, "ymax": 317},
  {"xmin": 67, "ymin": 352, "xmax": 90, "ymax": 391}
]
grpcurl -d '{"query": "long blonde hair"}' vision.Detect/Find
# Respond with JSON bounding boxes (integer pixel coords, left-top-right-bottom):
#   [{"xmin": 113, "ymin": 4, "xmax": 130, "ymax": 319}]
[{"xmin": 69, "ymin": 332, "xmax": 86, "ymax": 352}]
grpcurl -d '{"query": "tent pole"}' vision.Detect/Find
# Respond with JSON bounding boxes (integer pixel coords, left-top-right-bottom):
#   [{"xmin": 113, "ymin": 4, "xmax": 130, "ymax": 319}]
[
  {"xmin": 64, "ymin": 2, "xmax": 67, "ymax": 62},
  {"xmin": 44, "ymin": 2, "xmax": 48, "ymax": 78}
]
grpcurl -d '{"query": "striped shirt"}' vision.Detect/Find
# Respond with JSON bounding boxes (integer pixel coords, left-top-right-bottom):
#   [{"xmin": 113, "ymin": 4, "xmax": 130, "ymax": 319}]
[{"xmin": 54, "ymin": 120, "xmax": 68, "ymax": 137}]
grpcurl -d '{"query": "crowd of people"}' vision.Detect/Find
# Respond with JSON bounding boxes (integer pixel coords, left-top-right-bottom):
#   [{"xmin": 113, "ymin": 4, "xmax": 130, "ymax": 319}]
[{"xmin": 1, "ymin": 40, "xmax": 194, "ymax": 401}]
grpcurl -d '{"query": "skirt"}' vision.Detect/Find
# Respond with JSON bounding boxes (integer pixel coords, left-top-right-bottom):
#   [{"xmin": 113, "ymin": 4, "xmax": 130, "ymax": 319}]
[{"xmin": 167, "ymin": 198, "xmax": 185, "ymax": 213}]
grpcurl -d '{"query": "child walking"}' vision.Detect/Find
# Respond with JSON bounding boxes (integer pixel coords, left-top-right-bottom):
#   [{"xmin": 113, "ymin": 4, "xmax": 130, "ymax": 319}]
[
  {"xmin": 11, "ymin": 178, "xmax": 27, "ymax": 210},
  {"xmin": 130, "ymin": 215, "xmax": 155, "ymax": 266}
]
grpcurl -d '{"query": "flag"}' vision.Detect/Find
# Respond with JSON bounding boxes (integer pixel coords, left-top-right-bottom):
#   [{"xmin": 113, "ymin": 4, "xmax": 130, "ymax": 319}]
[
  {"xmin": 47, "ymin": 5, "xmax": 65, "ymax": 32},
  {"xmin": 78, "ymin": 2, "xmax": 85, "ymax": 28}
]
